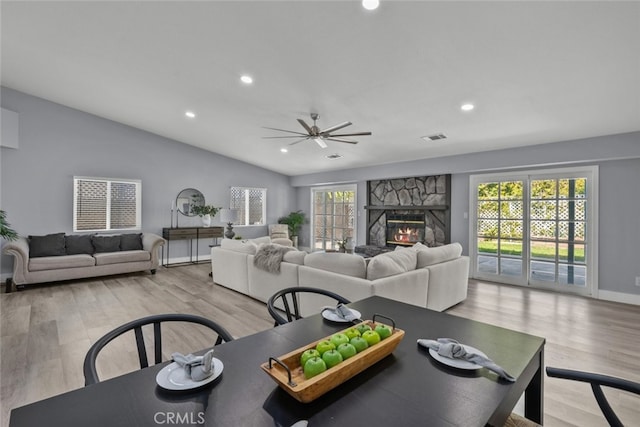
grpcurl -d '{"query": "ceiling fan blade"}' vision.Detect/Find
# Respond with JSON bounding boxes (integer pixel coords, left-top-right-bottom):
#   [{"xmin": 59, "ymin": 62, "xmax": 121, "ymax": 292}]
[
  {"xmin": 320, "ymin": 121, "xmax": 352, "ymax": 135},
  {"xmin": 263, "ymin": 126, "xmax": 308, "ymax": 136},
  {"xmin": 326, "ymin": 138, "xmax": 359, "ymax": 144},
  {"xmin": 297, "ymin": 119, "xmax": 313, "ymax": 134},
  {"xmin": 328, "ymin": 132, "xmax": 372, "ymax": 137},
  {"xmin": 262, "ymin": 135, "xmax": 310, "ymax": 139},
  {"xmin": 313, "ymin": 137, "xmax": 328, "ymax": 148}
]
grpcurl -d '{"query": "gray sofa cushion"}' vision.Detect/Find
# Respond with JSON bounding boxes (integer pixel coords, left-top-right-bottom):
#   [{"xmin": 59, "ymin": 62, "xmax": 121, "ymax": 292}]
[
  {"xmin": 92, "ymin": 235, "xmax": 121, "ymax": 253},
  {"xmin": 416, "ymin": 242, "xmax": 463, "ymax": 268},
  {"xmin": 29, "ymin": 254, "xmax": 95, "ymax": 271},
  {"xmin": 65, "ymin": 234, "xmax": 94, "ymax": 255},
  {"xmin": 94, "ymin": 250, "xmax": 150, "ymax": 266},
  {"xmin": 304, "ymin": 252, "xmax": 367, "ymax": 279},
  {"xmin": 120, "ymin": 233, "xmax": 143, "ymax": 251},
  {"xmin": 367, "ymin": 247, "xmax": 418, "ymax": 280},
  {"xmin": 28, "ymin": 233, "xmax": 66, "ymax": 257}
]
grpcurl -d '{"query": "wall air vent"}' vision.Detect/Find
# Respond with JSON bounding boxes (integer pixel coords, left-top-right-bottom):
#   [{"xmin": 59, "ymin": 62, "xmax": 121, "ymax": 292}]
[
  {"xmin": 326, "ymin": 153, "xmax": 343, "ymax": 159},
  {"xmin": 421, "ymin": 133, "xmax": 447, "ymax": 142}
]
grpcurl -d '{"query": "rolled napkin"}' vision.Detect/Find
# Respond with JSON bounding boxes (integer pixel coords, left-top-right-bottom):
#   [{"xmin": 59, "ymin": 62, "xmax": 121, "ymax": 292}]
[
  {"xmin": 321, "ymin": 303, "xmax": 360, "ymax": 322},
  {"xmin": 171, "ymin": 349, "xmax": 215, "ymax": 382},
  {"xmin": 417, "ymin": 338, "xmax": 516, "ymax": 382}
]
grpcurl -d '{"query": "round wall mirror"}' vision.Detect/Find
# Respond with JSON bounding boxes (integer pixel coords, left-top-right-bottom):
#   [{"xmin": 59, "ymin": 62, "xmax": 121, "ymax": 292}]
[{"xmin": 176, "ymin": 188, "xmax": 204, "ymax": 217}]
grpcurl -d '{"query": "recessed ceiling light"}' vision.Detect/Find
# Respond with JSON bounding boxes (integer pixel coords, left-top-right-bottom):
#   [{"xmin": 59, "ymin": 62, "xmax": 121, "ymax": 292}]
[
  {"xmin": 326, "ymin": 153, "xmax": 343, "ymax": 159},
  {"xmin": 362, "ymin": 0, "xmax": 379, "ymax": 11},
  {"xmin": 240, "ymin": 75, "xmax": 253, "ymax": 84},
  {"xmin": 185, "ymin": 111, "xmax": 196, "ymax": 118},
  {"xmin": 461, "ymin": 103, "xmax": 475, "ymax": 112},
  {"xmin": 280, "ymin": 148, "xmax": 288, "ymax": 153}
]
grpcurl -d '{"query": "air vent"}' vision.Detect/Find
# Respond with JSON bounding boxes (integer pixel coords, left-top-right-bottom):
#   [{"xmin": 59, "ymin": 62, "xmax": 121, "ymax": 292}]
[
  {"xmin": 326, "ymin": 153, "xmax": 343, "ymax": 159},
  {"xmin": 421, "ymin": 133, "xmax": 447, "ymax": 141}
]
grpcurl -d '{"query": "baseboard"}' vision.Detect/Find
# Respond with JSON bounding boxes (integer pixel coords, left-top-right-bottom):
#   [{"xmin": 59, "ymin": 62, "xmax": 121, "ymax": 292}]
[{"xmin": 597, "ymin": 289, "xmax": 640, "ymax": 306}]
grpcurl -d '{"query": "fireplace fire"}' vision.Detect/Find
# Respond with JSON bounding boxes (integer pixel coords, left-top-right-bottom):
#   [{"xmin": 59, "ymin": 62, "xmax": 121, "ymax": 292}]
[{"xmin": 386, "ymin": 214, "xmax": 425, "ymax": 246}]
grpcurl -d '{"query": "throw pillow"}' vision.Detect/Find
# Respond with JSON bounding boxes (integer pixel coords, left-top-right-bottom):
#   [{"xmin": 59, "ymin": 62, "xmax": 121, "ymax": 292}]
[
  {"xmin": 28, "ymin": 233, "xmax": 66, "ymax": 257},
  {"xmin": 416, "ymin": 242, "xmax": 463, "ymax": 268},
  {"xmin": 120, "ymin": 233, "xmax": 143, "ymax": 251},
  {"xmin": 92, "ymin": 235, "xmax": 121, "ymax": 253},
  {"xmin": 367, "ymin": 248, "xmax": 418, "ymax": 280},
  {"xmin": 65, "ymin": 234, "xmax": 94, "ymax": 255}
]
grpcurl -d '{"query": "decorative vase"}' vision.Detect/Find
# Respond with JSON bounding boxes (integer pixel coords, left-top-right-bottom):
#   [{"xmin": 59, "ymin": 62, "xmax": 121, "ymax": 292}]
[
  {"xmin": 201, "ymin": 214, "xmax": 211, "ymax": 227},
  {"xmin": 345, "ymin": 237, "xmax": 355, "ymax": 253}
]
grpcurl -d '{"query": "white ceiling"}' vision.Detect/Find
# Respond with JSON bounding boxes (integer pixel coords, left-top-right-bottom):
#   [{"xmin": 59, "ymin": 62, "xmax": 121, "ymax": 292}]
[{"xmin": 2, "ymin": 1, "xmax": 639, "ymax": 176}]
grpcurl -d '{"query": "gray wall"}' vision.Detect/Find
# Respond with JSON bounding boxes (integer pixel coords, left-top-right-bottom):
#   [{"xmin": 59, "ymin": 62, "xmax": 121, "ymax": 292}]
[
  {"xmin": 291, "ymin": 132, "xmax": 640, "ymax": 297},
  {"xmin": 0, "ymin": 87, "xmax": 295, "ymax": 273}
]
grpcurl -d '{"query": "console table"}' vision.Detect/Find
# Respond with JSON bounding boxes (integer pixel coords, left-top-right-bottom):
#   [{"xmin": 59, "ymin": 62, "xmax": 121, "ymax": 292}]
[{"xmin": 161, "ymin": 226, "xmax": 223, "ymax": 267}]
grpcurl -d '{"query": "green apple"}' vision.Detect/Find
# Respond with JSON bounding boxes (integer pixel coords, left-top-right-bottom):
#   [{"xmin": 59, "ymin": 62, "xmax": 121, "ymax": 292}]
[
  {"xmin": 303, "ymin": 356, "xmax": 327, "ymax": 379},
  {"xmin": 374, "ymin": 324, "xmax": 392, "ymax": 340},
  {"xmin": 315, "ymin": 340, "xmax": 336, "ymax": 355},
  {"xmin": 337, "ymin": 343, "xmax": 357, "ymax": 360},
  {"xmin": 321, "ymin": 349, "xmax": 343, "ymax": 368},
  {"xmin": 356, "ymin": 324, "xmax": 372, "ymax": 335},
  {"xmin": 350, "ymin": 336, "xmax": 369, "ymax": 353},
  {"xmin": 330, "ymin": 333, "xmax": 349, "ymax": 348},
  {"xmin": 300, "ymin": 349, "xmax": 321, "ymax": 367},
  {"xmin": 362, "ymin": 330, "xmax": 381, "ymax": 347},
  {"xmin": 344, "ymin": 328, "xmax": 361, "ymax": 340}
]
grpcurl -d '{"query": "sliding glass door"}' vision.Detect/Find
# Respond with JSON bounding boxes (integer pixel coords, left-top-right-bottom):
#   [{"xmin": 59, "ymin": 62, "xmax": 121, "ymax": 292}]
[
  {"xmin": 470, "ymin": 167, "xmax": 597, "ymax": 295},
  {"xmin": 311, "ymin": 185, "xmax": 356, "ymax": 251}
]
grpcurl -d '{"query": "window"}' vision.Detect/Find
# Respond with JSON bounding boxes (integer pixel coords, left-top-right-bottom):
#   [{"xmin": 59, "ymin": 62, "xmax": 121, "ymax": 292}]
[
  {"xmin": 74, "ymin": 177, "xmax": 141, "ymax": 232},
  {"xmin": 230, "ymin": 187, "xmax": 266, "ymax": 226},
  {"xmin": 311, "ymin": 185, "xmax": 357, "ymax": 251},
  {"xmin": 470, "ymin": 166, "xmax": 597, "ymax": 296}
]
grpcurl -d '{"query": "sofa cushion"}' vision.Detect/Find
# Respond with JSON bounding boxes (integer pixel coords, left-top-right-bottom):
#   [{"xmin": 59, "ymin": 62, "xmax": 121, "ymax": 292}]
[
  {"xmin": 251, "ymin": 236, "xmax": 272, "ymax": 245},
  {"xmin": 283, "ymin": 250, "xmax": 306, "ymax": 265},
  {"xmin": 28, "ymin": 233, "xmax": 66, "ymax": 258},
  {"xmin": 304, "ymin": 252, "xmax": 367, "ymax": 279},
  {"xmin": 65, "ymin": 234, "xmax": 94, "ymax": 255},
  {"xmin": 29, "ymin": 254, "xmax": 95, "ymax": 271},
  {"xmin": 120, "ymin": 233, "xmax": 143, "ymax": 251},
  {"xmin": 416, "ymin": 242, "xmax": 463, "ymax": 268},
  {"xmin": 92, "ymin": 235, "xmax": 121, "ymax": 253},
  {"xmin": 94, "ymin": 250, "xmax": 150, "ymax": 266},
  {"xmin": 221, "ymin": 239, "xmax": 258, "ymax": 255},
  {"xmin": 367, "ymin": 248, "xmax": 418, "ymax": 280}
]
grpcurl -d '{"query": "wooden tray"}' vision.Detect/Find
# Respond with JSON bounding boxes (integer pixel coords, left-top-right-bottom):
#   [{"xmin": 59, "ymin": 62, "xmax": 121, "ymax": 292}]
[{"xmin": 260, "ymin": 314, "xmax": 405, "ymax": 403}]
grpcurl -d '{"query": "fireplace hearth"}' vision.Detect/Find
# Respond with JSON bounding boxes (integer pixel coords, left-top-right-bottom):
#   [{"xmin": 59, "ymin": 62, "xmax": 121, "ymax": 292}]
[{"xmin": 386, "ymin": 214, "xmax": 425, "ymax": 246}]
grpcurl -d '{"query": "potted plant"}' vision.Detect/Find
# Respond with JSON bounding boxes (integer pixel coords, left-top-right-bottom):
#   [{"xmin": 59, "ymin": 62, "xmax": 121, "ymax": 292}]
[
  {"xmin": 278, "ymin": 210, "xmax": 306, "ymax": 247},
  {"xmin": 190, "ymin": 205, "xmax": 221, "ymax": 227},
  {"xmin": 0, "ymin": 210, "xmax": 18, "ymax": 241}
]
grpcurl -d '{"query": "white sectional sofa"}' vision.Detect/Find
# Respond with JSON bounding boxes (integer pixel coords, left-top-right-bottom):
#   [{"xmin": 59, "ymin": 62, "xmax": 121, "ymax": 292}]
[{"xmin": 211, "ymin": 238, "xmax": 469, "ymax": 316}]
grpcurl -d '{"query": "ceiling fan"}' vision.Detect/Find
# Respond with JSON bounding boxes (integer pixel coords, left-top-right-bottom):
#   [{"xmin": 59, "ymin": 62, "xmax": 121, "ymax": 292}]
[{"xmin": 263, "ymin": 113, "xmax": 372, "ymax": 148}]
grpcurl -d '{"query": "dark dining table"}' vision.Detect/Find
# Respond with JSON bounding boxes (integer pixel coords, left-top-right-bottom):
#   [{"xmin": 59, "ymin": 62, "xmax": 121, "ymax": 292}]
[{"xmin": 9, "ymin": 296, "xmax": 545, "ymax": 427}]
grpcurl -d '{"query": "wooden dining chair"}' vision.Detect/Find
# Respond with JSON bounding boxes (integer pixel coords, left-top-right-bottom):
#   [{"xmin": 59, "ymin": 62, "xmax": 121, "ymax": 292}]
[
  {"xmin": 545, "ymin": 367, "xmax": 640, "ymax": 427},
  {"xmin": 83, "ymin": 313, "xmax": 234, "ymax": 386},
  {"xmin": 267, "ymin": 286, "xmax": 351, "ymax": 326}
]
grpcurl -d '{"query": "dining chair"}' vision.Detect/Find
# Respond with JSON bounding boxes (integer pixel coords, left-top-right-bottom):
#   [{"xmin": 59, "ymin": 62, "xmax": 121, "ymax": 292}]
[
  {"xmin": 267, "ymin": 286, "xmax": 351, "ymax": 326},
  {"xmin": 83, "ymin": 313, "xmax": 234, "ymax": 386},
  {"xmin": 545, "ymin": 367, "xmax": 640, "ymax": 427}
]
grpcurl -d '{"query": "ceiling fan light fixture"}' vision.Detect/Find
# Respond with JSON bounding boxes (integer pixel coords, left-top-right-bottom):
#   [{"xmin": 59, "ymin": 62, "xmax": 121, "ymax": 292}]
[{"xmin": 313, "ymin": 137, "xmax": 328, "ymax": 149}]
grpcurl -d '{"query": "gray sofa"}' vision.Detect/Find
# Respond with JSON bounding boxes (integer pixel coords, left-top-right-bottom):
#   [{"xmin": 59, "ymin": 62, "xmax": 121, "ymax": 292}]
[
  {"xmin": 3, "ymin": 233, "xmax": 165, "ymax": 292},
  {"xmin": 212, "ymin": 238, "xmax": 469, "ymax": 316}
]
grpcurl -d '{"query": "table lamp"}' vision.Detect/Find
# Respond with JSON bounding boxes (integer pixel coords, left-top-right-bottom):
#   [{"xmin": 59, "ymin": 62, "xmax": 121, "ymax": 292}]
[{"xmin": 220, "ymin": 209, "xmax": 239, "ymax": 239}]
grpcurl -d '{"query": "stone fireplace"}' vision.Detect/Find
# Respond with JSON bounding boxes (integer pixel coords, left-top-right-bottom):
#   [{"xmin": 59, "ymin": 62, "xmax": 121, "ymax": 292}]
[{"xmin": 361, "ymin": 175, "xmax": 451, "ymax": 251}]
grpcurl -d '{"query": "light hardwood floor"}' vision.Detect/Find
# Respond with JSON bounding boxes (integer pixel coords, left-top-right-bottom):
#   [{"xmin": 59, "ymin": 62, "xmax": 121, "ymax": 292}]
[{"xmin": 1, "ymin": 265, "xmax": 639, "ymax": 426}]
